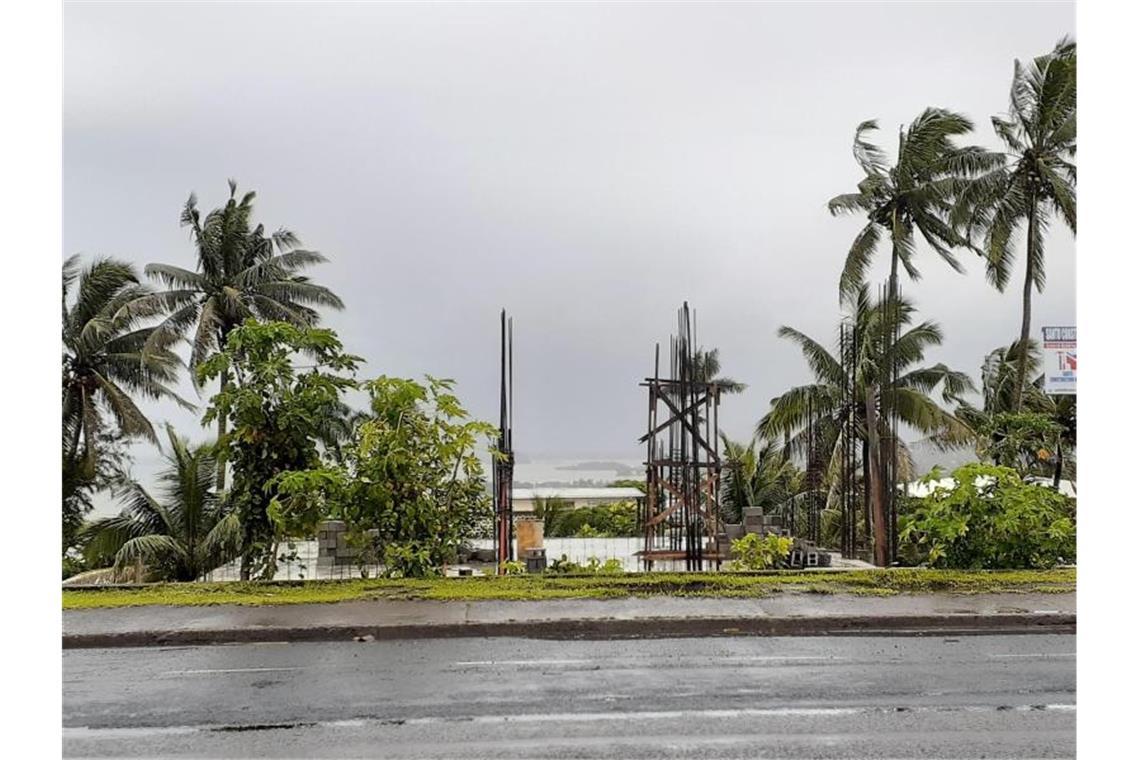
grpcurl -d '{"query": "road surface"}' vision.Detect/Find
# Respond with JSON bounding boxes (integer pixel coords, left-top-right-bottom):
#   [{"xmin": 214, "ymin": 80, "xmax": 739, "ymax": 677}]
[{"xmin": 64, "ymin": 634, "xmax": 1075, "ymax": 758}]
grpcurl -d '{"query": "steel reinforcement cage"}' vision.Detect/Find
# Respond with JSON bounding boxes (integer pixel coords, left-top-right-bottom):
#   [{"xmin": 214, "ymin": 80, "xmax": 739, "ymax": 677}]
[{"xmin": 638, "ymin": 303, "xmax": 724, "ymax": 571}]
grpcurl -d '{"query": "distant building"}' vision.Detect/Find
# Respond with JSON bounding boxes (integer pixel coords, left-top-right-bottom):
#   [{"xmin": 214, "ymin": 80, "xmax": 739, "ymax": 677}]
[
  {"xmin": 512, "ymin": 487, "xmax": 645, "ymax": 515},
  {"xmin": 906, "ymin": 476, "xmax": 1075, "ymax": 499}
]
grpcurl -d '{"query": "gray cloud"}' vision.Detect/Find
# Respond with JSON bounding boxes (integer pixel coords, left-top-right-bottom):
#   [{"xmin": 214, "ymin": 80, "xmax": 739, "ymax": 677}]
[{"xmin": 65, "ymin": 1, "xmax": 1075, "ymax": 504}]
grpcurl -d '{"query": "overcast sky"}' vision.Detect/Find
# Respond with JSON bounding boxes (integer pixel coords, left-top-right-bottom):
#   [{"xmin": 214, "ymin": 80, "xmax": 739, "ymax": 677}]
[{"xmin": 65, "ymin": 1, "xmax": 1075, "ymax": 497}]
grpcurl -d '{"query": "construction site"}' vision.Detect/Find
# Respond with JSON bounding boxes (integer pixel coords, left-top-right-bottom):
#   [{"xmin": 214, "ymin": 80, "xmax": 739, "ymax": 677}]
[{"xmin": 485, "ymin": 300, "xmax": 897, "ymax": 576}]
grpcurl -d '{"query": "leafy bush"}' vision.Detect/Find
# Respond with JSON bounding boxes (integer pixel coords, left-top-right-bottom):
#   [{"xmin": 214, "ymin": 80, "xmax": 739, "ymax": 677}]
[
  {"xmin": 899, "ymin": 463, "xmax": 1075, "ymax": 569},
  {"xmin": 383, "ymin": 542, "xmax": 439, "ymax": 579},
  {"xmin": 727, "ymin": 532, "xmax": 794, "ymax": 571}
]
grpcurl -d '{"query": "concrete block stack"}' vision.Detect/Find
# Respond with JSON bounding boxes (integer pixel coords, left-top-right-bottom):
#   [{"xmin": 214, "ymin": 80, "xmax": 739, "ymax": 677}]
[
  {"xmin": 316, "ymin": 520, "xmax": 378, "ymax": 569},
  {"xmin": 740, "ymin": 508, "xmax": 791, "ymax": 538},
  {"xmin": 787, "ymin": 539, "xmax": 832, "ymax": 569}
]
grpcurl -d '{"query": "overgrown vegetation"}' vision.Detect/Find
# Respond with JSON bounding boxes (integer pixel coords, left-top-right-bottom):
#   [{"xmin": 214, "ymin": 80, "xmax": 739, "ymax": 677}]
[
  {"xmin": 273, "ymin": 375, "xmax": 496, "ymax": 578},
  {"xmin": 954, "ymin": 340, "xmax": 1076, "ymax": 485},
  {"xmin": 62, "ymin": 568, "xmax": 1075, "ymax": 609},
  {"xmin": 899, "ymin": 463, "xmax": 1075, "ymax": 569}
]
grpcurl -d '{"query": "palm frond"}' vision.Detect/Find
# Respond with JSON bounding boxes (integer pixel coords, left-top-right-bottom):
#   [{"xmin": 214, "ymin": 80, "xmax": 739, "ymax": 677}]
[
  {"xmin": 775, "ymin": 326, "xmax": 845, "ymax": 387},
  {"xmin": 838, "ymin": 222, "xmax": 881, "ymax": 298},
  {"xmin": 852, "ymin": 119, "xmax": 888, "ymax": 175}
]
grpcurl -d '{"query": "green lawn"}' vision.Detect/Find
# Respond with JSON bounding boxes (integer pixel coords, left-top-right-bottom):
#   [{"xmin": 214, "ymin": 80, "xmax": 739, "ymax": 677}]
[{"xmin": 62, "ymin": 568, "xmax": 1075, "ymax": 609}]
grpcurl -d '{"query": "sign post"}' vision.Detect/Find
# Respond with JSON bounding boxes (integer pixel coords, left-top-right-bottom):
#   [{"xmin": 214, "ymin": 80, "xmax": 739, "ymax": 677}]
[{"xmin": 1041, "ymin": 326, "xmax": 1076, "ymax": 395}]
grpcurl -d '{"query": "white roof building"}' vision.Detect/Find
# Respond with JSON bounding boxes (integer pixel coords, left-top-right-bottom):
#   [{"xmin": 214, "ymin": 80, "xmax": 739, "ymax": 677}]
[
  {"xmin": 906, "ymin": 476, "xmax": 1076, "ymax": 499},
  {"xmin": 511, "ymin": 487, "xmax": 645, "ymax": 513}
]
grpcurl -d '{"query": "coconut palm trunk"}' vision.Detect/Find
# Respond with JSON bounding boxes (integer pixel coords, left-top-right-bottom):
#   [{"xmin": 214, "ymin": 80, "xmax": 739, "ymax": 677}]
[
  {"xmin": 214, "ymin": 365, "xmax": 230, "ymax": 492},
  {"xmin": 864, "ymin": 385, "xmax": 889, "ymax": 567},
  {"xmin": 1013, "ymin": 199, "xmax": 1038, "ymax": 412},
  {"xmin": 867, "ymin": 224, "xmax": 902, "ymax": 566}
]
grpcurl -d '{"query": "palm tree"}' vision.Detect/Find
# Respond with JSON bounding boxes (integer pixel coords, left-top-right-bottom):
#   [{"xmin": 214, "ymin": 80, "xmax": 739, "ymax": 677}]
[
  {"xmin": 82, "ymin": 425, "xmax": 241, "ymax": 582},
  {"xmin": 1040, "ymin": 389, "xmax": 1076, "ymax": 490},
  {"xmin": 62, "ymin": 256, "xmax": 190, "ymax": 545},
  {"xmin": 315, "ymin": 401, "xmax": 371, "ymax": 465},
  {"xmin": 720, "ymin": 435, "xmax": 803, "ymax": 524},
  {"xmin": 141, "ymin": 181, "xmax": 345, "ymax": 487},
  {"xmin": 829, "ymin": 108, "xmax": 1003, "ymax": 298},
  {"xmin": 955, "ymin": 340, "xmax": 1076, "ymax": 487},
  {"xmin": 954, "ymin": 39, "xmax": 1076, "ymax": 411},
  {"xmin": 689, "ymin": 347, "xmax": 747, "ymax": 395},
  {"xmin": 757, "ymin": 285, "xmax": 974, "ymax": 565},
  {"xmin": 63, "ymin": 256, "xmax": 188, "ymax": 461}
]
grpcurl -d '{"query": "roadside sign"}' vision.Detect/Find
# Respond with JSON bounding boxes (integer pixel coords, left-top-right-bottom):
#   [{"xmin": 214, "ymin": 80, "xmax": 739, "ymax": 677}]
[{"xmin": 1042, "ymin": 326, "xmax": 1076, "ymax": 395}]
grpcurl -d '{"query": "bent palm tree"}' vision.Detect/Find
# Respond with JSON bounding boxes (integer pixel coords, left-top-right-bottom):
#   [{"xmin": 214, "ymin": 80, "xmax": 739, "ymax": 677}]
[
  {"xmin": 82, "ymin": 425, "xmax": 241, "ymax": 582},
  {"xmin": 141, "ymin": 181, "xmax": 345, "ymax": 487},
  {"xmin": 954, "ymin": 39, "xmax": 1076, "ymax": 410},
  {"xmin": 757, "ymin": 285, "xmax": 974, "ymax": 565},
  {"xmin": 829, "ymin": 108, "xmax": 1002, "ymax": 298}
]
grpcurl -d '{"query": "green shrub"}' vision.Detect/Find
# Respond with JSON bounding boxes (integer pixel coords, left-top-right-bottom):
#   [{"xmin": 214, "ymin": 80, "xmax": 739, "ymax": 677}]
[
  {"xmin": 899, "ymin": 463, "xmax": 1076, "ymax": 569},
  {"xmin": 499, "ymin": 560, "xmax": 525, "ymax": 575},
  {"xmin": 382, "ymin": 542, "xmax": 439, "ymax": 578},
  {"xmin": 728, "ymin": 532, "xmax": 794, "ymax": 571}
]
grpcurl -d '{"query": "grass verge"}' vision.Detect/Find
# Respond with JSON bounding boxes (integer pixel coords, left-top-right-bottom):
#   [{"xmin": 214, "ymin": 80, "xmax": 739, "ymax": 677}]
[{"xmin": 62, "ymin": 568, "xmax": 1075, "ymax": 610}]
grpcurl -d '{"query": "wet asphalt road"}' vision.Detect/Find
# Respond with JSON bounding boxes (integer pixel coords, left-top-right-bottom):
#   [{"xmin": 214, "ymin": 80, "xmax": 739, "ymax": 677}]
[{"xmin": 63, "ymin": 634, "xmax": 1075, "ymax": 758}]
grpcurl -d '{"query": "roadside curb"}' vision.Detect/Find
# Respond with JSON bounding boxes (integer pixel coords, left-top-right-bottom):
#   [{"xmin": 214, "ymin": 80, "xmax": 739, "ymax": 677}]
[{"xmin": 62, "ymin": 613, "xmax": 1075, "ymax": 648}]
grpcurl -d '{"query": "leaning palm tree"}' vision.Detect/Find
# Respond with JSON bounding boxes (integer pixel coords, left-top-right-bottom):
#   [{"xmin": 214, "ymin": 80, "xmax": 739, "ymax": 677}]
[
  {"xmin": 829, "ymin": 108, "xmax": 1003, "ymax": 298},
  {"xmin": 62, "ymin": 255, "xmax": 189, "ymax": 475},
  {"xmin": 82, "ymin": 425, "xmax": 241, "ymax": 582},
  {"xmin": 953, "ymin": 39, "xmax": 1076, "ymax": 411},
  {"xmin": 757, "ymin": 285, "xmax": 974, "ymax": 565},
  {"xmin": 141, "ymin": 181, "xmax": 345, "ymax": 487}
]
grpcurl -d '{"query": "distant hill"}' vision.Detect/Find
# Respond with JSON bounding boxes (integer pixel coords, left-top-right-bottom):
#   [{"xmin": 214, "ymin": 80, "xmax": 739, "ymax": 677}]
[{"xmin": 557, "ymin": 461, "xmax": 642, "ymax": 476}]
